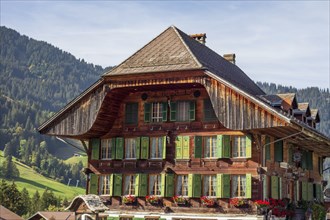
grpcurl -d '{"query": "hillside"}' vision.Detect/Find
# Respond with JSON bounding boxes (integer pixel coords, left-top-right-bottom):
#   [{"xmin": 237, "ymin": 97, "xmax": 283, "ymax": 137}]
[
  {"xmin": 0, "ymin": 151, "xmax": 84, "ymax": 199},
  {"xmin": 256, "ymin": 82, "xmax": 330, "ymax": 137}
]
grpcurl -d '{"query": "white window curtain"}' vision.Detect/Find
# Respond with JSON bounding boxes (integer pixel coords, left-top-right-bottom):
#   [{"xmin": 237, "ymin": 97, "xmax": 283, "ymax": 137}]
[
  {"xmin": 241, "ymin": 175, "xmax": 246, "ymax": 197},
  {"xmin": 176, "ymin": 175, "xmax": 188, "ymax": 196},
  {"xmin": 231, "ymin": 176, "xmax": 239, "ymax": 197},
  {"xmin": 177, "ymin": 101, "xmax": 189, "ymax": 121},
  {"xmin": 124, "ymin": 175, "xmax": 135, "ymax": 195},
  {"xmin": 151, "ymin": 102, "xmax": 163, "ymax": 122},
  {"xmin": 149, "ymin": 175, "xmax": 156, "ymax": 195},
  {"xmin": 151, "ymin": 137, "xmax": 163, "ymax": 159},
  {"xmin": 125, "ymin": 138, "xmax": 136, "ymax": 159}
]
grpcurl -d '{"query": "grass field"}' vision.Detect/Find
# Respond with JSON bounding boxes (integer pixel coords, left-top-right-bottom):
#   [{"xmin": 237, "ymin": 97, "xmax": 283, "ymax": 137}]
[
  {"xmin": 64, "ymin": 155, "xmax": 88, "ymax": 167},
  {"xmin": 0, "ymin": 151, "xmax": 85, "ymax": 200}
]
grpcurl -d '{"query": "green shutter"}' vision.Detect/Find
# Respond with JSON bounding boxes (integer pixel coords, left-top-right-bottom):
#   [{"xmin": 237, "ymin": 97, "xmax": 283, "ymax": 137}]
[
  {"xmin": 140, "ymin": 137, "xmax": 149, "ymax": 159},
  {"xmin": 246, "ymin": 135, "xmax": 252, "ymax": 158},
  {"xmin": 301, "ymin": 182, "xmax": 307, "ymax": 201},
  {"xmin": 271, "ymin": 176, "xmax": 279, "ymax": 199},
  {"xmin": 125, "ymin": 103, "xmax": 138, "ymax": 124},
  {"xmin": 274, "ymin": 140, "xmax": 283, "ymax": 162},
  {"xmin": 91, "ymin": 138, "xmax": 100, "ymax": 160},
  {"xmin": 89, "ymin": 174, "xmax": 98, "ymax": 194},
  {"xmin": 222, "ymin": 174, "xmax": 230, "ymax": 198},
  {"xmin": 165, "ymin": 174, "xmax": 174, "ymax": 197},
  {"xmin": 194, "ymin": 136, "xmax": 202, "ymax": 158},
  {"xmin": 319, "ymin": 157, "xmax": 323, "ymax": 175},
  {"xmin": 217, "ymin": 135, "xmax": 230, "ymax": 158},
  {"xmin": 307, "ymin": 151, "xmax": 313, "ymax": 171},
  {"xmin": 170, "ymin": 102, "xmax": 177, "ymax": 121},
  {"xmin": 302, "ymin": 151, "xmax": 307, "ymax": 169},
  {"xmin": 115, "ymin": 137, "xmax": 124, "ymax": 159},
  {"xmin": 161, "ymin": 173, "xmax": 165, "ymax": 197},
  {"xmin": 136, "ymin": 137, "xmax": 141, "ymax": 159},
  {"xmin": 113, "ymin": 174, "xmax": 122, "ymax": 196},
  {"xmin": 144, "ymin": 103, "xmax": 151, "ymax": 122},
  {"xmin": 288, "ymin": 147, "xmax": 293, "ymax": 164},
  {"xmin": 162, "ymin": 102, "xmax": 168, "ymax": 121},
  {"xmin": 315, "ymin": 184, "xmax": 321, "ymax": 201},
  {"xmin": 223, "ymin": 135, "xmax": 231, "ymax": 158},
  {"xmin": 307, "ymin": 182, "xmax": 313, "ymax": 201},
  {"xmin": 136, "ymin": 174, "xmax": 147, "ymax": 197},
  {"xmin": 175, "ymin": 136, "xmax": 182, "ymax": 159},
  {"xmin": 162, "ymin": 136, "xmax": 166, "ymax": 159},
  {"xmin": 109, "ymin": 174, "xmax": 114, "ymax": 196},
  {"xmin": 182, "ymin": 136, "xmax": 190, "ymax": 159},
  {"xmin": 265, "ymin": 136, "xmax": 270, "ymax": 161},
  {"xmin": 111, "ymin": 138, "xmax": 116, "ymax": 159},
  {"xmin": 279, "ymin": 177, "xmax": 282, "ymax": 199},
  {"xmin": 263, "ymin": 175, "xmax": 268, "ymax": 200},
  {"xmin": 245, "ymin": 174, "xmax": 252, "ymax": 199},
  {"xmin": 188, "ymin": 174, "xmax": 193, "ymax": 197},
  {"xmin": 216, "ymin": 174, "xmax": 222, "ymax": 198},
  {"xmin": 189, "ymin": 101, "xmax": 195, "ymax": 121},
  {"xmin": 192, "ymin": 174, "xmax": 201, "ymax": 198}
]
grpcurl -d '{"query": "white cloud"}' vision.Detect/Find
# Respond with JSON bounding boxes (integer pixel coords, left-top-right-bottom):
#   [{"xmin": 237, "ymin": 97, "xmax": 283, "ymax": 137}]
[{"xmin": 1, "ymin": 1, "xmax": 329, "ymax": 88}]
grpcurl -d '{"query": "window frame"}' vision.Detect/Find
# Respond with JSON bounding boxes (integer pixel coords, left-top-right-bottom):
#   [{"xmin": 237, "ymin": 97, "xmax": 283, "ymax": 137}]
[
  {"xmin": 150, "ymin": 136, "xmax": 164, "ymax": 159},
  {"xmin": 99, "ymin": 175, "xmax": 111, "ymax": 195},
  {"xmin": 232, "ymin": 136, "xmax": 247, "ymax": 158},
  {"xmin": 123, "ymin": 174, "xmax": 136, "ymax": 195},
  {"xmin": 101, "ymin": 139, "xmax": 115, "ymax": 160},
  {"xmin": 202, "ymin": 175, "xmax": 217, "ymax": 197},
  {"xmin": 125, "ymin": 102, "xmax": 138, "ymax": 125},
  {"xmin": 124, "ymin": 138, "xmax": 137, "ymax": 159},
  {"xmin": 231, "ymin": 175, "xmax": 246, "ymax": 198},
  {"xmin": 203, "ymin": 136, "xmax": 217, "ymax": 158},
  {"xmin": 175, "ymin": 174, "xmax": 189, "ymax": 196},
  {"xmin": 149, "ymin": 174, "xmax": 162, "ymax": 196}
]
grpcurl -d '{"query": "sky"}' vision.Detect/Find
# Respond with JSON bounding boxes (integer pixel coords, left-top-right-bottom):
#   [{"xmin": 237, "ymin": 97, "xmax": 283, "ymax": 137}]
[{"xmin": 1, "ymin": 1, "xmax": 329, "ymax": 89}]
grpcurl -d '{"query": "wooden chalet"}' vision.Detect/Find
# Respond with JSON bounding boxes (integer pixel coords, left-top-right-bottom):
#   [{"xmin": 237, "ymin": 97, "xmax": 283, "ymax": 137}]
[{"xmin": 38, "ymin": 26, "xmax": 330, "ymax": 219}]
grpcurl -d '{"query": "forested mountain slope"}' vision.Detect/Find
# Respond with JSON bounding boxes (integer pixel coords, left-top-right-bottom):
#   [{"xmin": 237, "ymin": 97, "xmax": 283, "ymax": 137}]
[
  {"xmin": 0, "ymin": 26, "xmax": 105, "ymax": 188},
  {"xmin": 256, "ymin": 82, "xmax": 330, "ymax": 138}
]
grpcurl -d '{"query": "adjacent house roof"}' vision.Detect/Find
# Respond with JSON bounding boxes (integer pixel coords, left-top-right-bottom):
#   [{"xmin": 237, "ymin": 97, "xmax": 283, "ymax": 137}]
[
  {"xmin": 66, "ymin": 194, "xmax": 109, "ymax": 213},
  {"xmin": 276, "ymin": 93, "xmax": 297, "ymax": 110},
  {"xmin": 104, "ymin": 26, "xmax": 265, "ymax": 96},
  {"xmin": 0, "ymin": 205, "xmax": 23, "ymax": 220},
  {"xmin": 311, "ymin": 109, "xmax": 320, "ymax": 123},
  {"xmin": 27, "ymin": 212, "xmax": 75, "ymax": 220},
  {"xmin": 259, "ymin": 94, "xmax": 283, "ymax": 107},
  {"xmin": 296, "ymin": 102, "xmax": 311, "ymax": 116}
]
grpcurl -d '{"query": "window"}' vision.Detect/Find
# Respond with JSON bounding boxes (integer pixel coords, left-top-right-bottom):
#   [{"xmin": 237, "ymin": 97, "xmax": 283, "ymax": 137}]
[
  {"xmin": 203, "ymin": 99, "xmax": 217, "ymax": 121},
  {"xmin": 203, "ymin": 175, "xmax": 216, "ymax": 196},
  {"xmin": 231, "ymin": 175, "xmax": 246, "ymax": 197},
  {"xmin": 99, "ymin": 175, "xmax": 111, "ymax": 195},
  {"xmin": 151, "ymin": 102, "xmax": 163, "ymax": 122},
  {"xmin": 125, "ymin": 138, "xmax": 137, "ymax": 159},
  {"xmin": 150, "ymin": 137, "xmax": 164, "ymax": 159},
  {"xmin": 101, "ymin": 139, "xmax": 114, "ymax": 159},
  {"xmin": 170, "ymin": 101, "xmax": 195, "ymax": 122},
  {"xmin": 144, "ymin": 102, "xmax": 167, "ymax": 123},
  {"xmin": 204, "ymin": 136, "xmax": 217, "ymax": 158},
  {"xmin": 232, "ymin": 136, "xmax": 247, "ymax": 158},
  {"xmin": 176, "ymin": 175, "xmax": 188, "ymax": 196},
  {"xmin": 123, "ymin": 175, "xmax": 136, "ymax": 195},
  {"xmin": 125, "ymin": 103, "xmax": 138, "ymax": 125},
  {"xmin": 149, "ymin": 174, "xmax": 162, "ymax": 195}
]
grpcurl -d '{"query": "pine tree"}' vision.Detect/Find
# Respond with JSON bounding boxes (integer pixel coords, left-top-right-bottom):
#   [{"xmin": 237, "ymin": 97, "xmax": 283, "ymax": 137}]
[
  {"xmin": 31, "ymin": 190, "xmax": 41, "ymax": 213},
  {"xmin": 20, "ymin": 188, "xmax": 31, "ymax": 216}
]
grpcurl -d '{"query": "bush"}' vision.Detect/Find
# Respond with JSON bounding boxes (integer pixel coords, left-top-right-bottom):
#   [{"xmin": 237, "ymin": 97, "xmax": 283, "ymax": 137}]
[{"xmin": 312, "ymin": 203, "xmax": 326, "ymax": 220}]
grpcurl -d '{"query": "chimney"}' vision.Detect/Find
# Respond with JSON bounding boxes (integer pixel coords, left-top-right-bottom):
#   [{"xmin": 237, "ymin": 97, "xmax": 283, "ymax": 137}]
[
  {"xmin": 190, "ymin": 33, "xmax": 206, "ymax": 44},
  {"xmin": 223, "ymin": 53, "xmax": 236, "ymax": 65}
]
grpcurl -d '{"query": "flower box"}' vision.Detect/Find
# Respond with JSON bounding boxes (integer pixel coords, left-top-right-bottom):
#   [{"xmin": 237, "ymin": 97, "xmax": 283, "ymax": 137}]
[
  {"xmin": 229, "ymin": 198, "xmax": 248, "ymax": 208},
  {"xmin": 200, "ymin": 196, "xmax": 215, "ymax": 207},
  {"xmin": 122, "ymin": 195, "xmax": 136, "ymax": 204},
  {"xmin": 173, "ymin": 195, "xmax": 187, "ymax": 205},
  {"xmin": 146, "ymin": 195, "xmax": 160, "ymax": 205}
]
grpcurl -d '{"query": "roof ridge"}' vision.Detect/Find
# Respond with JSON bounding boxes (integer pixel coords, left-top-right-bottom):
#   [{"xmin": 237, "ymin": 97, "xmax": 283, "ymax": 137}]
[{"xmin": 171, "ymin": 26, "xmax": 203, "ymax": 68}]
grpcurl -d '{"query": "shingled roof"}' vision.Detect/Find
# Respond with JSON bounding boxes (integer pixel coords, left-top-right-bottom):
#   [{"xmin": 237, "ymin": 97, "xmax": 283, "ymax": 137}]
[{"xmin": 104, "ymin": 26, "xmax": 265, "ymax": 96}]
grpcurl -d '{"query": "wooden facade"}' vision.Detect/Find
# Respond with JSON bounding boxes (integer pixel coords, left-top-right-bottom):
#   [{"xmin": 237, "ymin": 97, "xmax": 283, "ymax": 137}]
[{"xmin": 38, "ymin": 26, "xmax": 330, "ymax": 219}]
